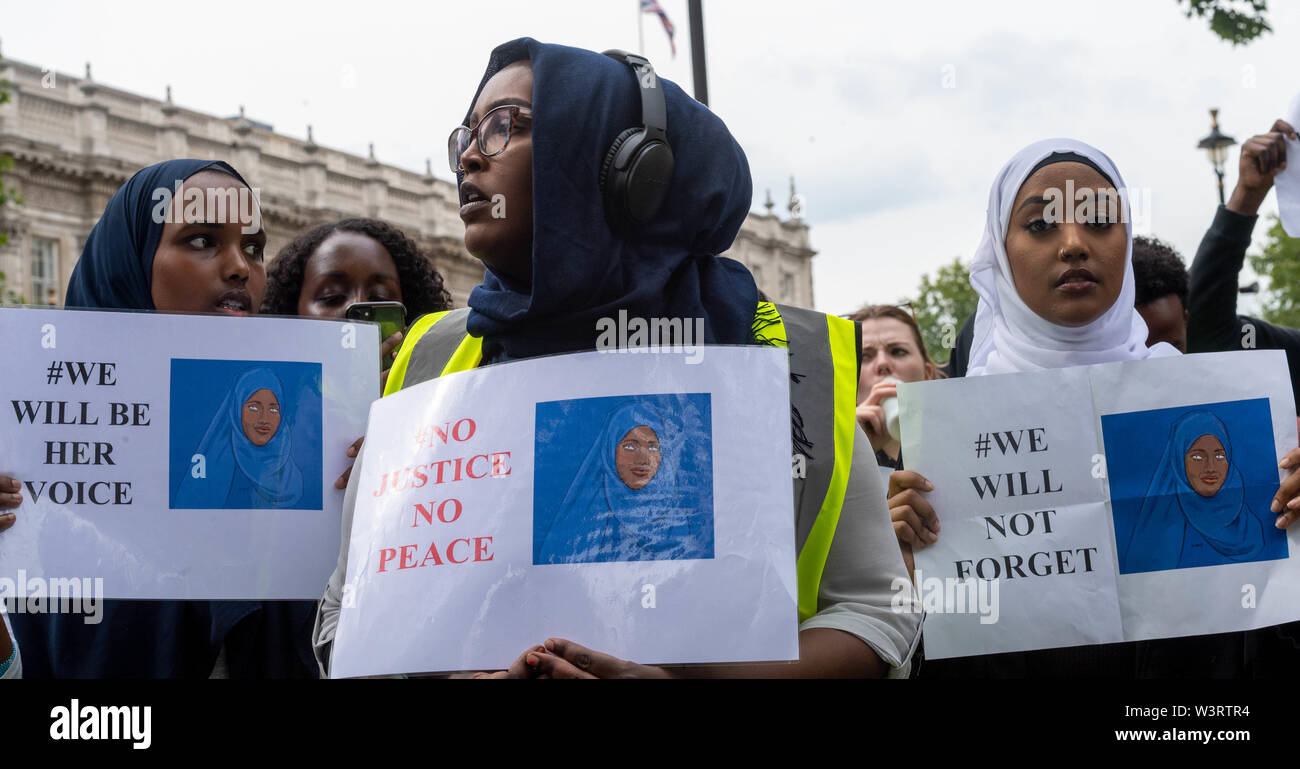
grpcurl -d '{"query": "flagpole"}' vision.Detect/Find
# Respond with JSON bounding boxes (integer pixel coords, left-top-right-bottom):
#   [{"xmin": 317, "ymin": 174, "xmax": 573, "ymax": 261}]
[
  {"xmin": 637, "ymin": 0, "xmax": 645, "ymax": 55},
  {"xmin": 688, "ymin": 0, "xmax": 708, "ymax": 105}
]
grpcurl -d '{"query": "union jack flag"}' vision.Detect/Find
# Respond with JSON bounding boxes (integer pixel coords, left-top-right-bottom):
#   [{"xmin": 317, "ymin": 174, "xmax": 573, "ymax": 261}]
[{"xmin": 641, "ymin": 0, "xmax": 677, "ymax": 56}]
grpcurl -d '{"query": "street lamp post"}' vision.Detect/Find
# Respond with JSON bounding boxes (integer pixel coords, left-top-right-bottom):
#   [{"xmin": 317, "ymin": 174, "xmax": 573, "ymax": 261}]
[{"xmin": 1197, "ymin": 108, "xmax": 1237, "ymax": 206}]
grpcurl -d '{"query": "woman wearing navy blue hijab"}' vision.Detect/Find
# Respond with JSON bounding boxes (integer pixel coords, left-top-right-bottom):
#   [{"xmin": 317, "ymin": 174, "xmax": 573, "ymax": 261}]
[
  {"xmin": 460, "ymin": 39, "xmax": 759, "ymax": 363},
  {"xmin": 314, "ymin": 39, "xmax": 920, "ymax": 679},
  {"xmin": 4, "ymin": 158, "xmax": 316, "ymax": 677}
]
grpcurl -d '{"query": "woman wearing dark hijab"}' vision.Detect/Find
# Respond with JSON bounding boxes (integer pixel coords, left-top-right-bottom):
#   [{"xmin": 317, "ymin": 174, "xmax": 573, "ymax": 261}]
[
  {"xmin": 314, "ymin": 39, "xmax": 919, "ymax": 678},
  {"xmin": 3, "ymin": 158, "xmax": 316, "ymax": 677}
]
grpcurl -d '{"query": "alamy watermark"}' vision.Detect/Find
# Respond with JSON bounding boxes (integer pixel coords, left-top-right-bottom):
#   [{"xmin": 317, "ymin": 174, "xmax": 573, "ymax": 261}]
[
  {"xmin": 595, "ymin": 309, "xmax": 706, "ymax": 365},
  {"xmin": 1, "ymin": 570, "xmax": 104, "ymax": 624},
  {"xmin": 1039, "ymin": 182, "xmax": 1153, "ymax": 235},
  {"xmin": 150, "ymin": 182, "xmax": 263, "ymax": 235},
  {"xmin": 891, "ymin": 568, "xmax": 1000, "ymax": 624}
]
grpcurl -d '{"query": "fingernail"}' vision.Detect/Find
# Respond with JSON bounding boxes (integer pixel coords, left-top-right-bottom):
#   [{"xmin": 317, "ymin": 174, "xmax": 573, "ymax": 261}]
[
  {"xmin": 1271, "ymin": 499, "xmax": 1281, "ymax": 513},
  {"xmin": 544, "ymin": 639, "xmax": 555, "ymax": 650},
  {"xmin": 1288, "ymin": 498, "xmax": 1300, "ymax": 510},
  {"xmin": 526, "ymin": 654, "xmax": 538, "ymax": 666},
  {"xmin": 1276, "ymin": 515, "xmax": 1287, "ymax": 529},
  {"xmin": 924, "ymin": 481, "xmax": 934, "ymax": 491}
]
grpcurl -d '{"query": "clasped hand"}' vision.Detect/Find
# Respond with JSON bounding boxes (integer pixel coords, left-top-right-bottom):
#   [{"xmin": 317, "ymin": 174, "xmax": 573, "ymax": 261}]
[{"xmin": 472, "ymin": 638, "xmax": 672, "ymax": 679}]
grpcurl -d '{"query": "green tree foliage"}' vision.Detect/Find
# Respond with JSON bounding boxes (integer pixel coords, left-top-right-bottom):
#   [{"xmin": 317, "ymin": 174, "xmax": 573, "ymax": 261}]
[
  {"xmin": 1177, "ymin": 0, "xmax": 1271, "ymax": 45},
  {"xmin": 1248, "ymin": 215, "xmax": 1300, "ymax": 328},
  {"xmin": 906, "ymin": 256, "xmax": 978, "ymax": 365}
]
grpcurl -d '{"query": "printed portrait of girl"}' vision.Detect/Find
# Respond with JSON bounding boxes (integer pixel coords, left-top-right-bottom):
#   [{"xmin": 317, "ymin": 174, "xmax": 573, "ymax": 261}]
[
  {"xmin": 534, "ymin": 400, "xmax": 714, "ymax": 565},
  {"xmin": 1120, "ymin": 409, "xmax": 1286, "ymax": 573},
  {"xmin": 174, "ymin": 368, "xmax": 306, "ymax": 509}
]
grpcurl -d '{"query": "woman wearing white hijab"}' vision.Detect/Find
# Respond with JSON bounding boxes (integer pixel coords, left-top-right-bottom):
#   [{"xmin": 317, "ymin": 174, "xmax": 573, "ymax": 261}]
[
  {"xmin": 892, "ymin": 138, "xmax": 1179, "ymax": 576},
  {"xmin": 964, "ymin": 137, "xmax": 1179, "ymax": 375},
  {"xmin": 888, "ymin": 138, "xmax": 1300, "ymax": 675}
]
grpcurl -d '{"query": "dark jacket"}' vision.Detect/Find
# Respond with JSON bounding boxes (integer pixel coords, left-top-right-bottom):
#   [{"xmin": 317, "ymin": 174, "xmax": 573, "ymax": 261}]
[{"xmin": 1188, "ymin": 205, "xmax": 1300, "ymax": 413}]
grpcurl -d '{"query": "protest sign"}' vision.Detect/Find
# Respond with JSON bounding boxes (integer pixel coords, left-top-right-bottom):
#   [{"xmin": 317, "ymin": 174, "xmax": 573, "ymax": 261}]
[
  {"xmin": 899, "ymin": 350, "xmax": 1300, "ymax": 659},
  {"xmin": 0, "ymin": 307, "xmax": 378, "ymax": 599},
  {"xmin": 1275, "ymin": 91, "xmax": 1300, "ymax": 237},
  {"xmin": 330, "ymin": 346, "xmax": 798, "ymax": 677}
]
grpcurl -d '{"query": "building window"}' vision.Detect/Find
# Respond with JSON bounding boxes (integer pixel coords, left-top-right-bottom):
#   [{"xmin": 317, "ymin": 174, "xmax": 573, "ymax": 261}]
[
  {"xmin": 31, "ymin": 237, "xmax": 60, "ymax": 305},
  {"xmin": 781, "ymin": 271, "xmax": 795, "ymax": 301}
]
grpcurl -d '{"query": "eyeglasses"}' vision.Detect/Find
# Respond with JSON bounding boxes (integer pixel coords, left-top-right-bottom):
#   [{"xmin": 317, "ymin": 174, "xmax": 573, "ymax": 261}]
[{"xmin": 447, "ymin": 105, "xmax": 531, "ymax": 174}]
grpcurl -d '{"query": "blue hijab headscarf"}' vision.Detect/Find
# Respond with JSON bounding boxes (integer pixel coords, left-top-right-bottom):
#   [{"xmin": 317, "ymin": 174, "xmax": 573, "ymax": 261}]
[
  {"xmin": 462, "ymin": 38, "xmax": 759, "ymax": 362},
  {"xmin": 176, "ymin": 368, "xmax": 304, "ymax": 509},
  {"xmin": 1121, "ymin": 411, "xmax": 1268, "ymax": 573},
  {"xmin": 536, "ymin": 402, "xmax": 712, "ymax": 564},
  {"xmin": 11, "ymin": 160, "xmax": 316, "ymax": 678},
  {"xmin": 65, "ymin": 158, "xmax": 248, "ymax": 310}
]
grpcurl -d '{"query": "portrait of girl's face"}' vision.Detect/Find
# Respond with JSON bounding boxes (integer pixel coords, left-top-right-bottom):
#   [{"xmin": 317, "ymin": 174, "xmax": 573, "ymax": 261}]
[
  {"xmin": 1004, "ymin": 161, "xmax": 1127, "ymax": 328},
  {"xmin": 1184, "ymin": 433, "xmax": 1228, "ymax": 498},
  {"xmin": 615, "ymin": 425, "xmax": 661, "ymax": 490},
  {"xmin": 241, "ymin": 388, "xmax": 281, "ymax": 446}
]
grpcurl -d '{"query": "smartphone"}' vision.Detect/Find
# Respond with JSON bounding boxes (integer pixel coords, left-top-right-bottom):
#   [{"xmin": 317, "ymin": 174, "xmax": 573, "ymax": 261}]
[{"xmin": 345, "ymin": 301, "xmax": 407, "ymax": 369}]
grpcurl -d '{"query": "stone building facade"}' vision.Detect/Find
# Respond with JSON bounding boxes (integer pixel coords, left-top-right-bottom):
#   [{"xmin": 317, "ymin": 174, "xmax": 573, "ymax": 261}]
[{"xmin": 0, "ymin": 57, "xmax": 814, "ymax": 310}]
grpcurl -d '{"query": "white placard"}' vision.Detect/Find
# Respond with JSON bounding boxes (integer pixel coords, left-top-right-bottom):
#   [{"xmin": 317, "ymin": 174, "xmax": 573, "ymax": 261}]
[
  {"xmin": 330, "ymin": 346, "xmax": 799, "ymax": 677},
  {"xmin": 1275, "ymin": 91, "xmax": 1300, "ymax": 237},
  {"xmin": 900, "ymin": 350, "xmax": 1300, "ymax": 659},
  {"xmin": 0, "ymin": 307, "xmax": 378, "ymax": 599}
]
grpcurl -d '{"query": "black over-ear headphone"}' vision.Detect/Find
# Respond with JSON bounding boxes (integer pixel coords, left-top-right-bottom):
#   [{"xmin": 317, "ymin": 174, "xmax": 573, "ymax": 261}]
[{"xmin": 599, "ymin": 49, "xmax": 676, "ymax": 234}]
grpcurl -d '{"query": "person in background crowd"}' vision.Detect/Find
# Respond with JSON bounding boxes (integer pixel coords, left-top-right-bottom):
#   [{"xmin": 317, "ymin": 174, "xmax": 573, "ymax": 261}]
[
  {"xmin": 1132, "ymin": 235, "xmax": 1189, "ymax": 353},
  {"xmin": 261, "ymin": 217, "xmax": 453, "ymax": 375},
  {"xmin": 847, "ymin": 304, "xmax": 941, "ymax": 471},
  {"xmin": 263, "ymin": 218, "xmax": 455, "ymax": 490},
  {"xmin": 2, "ymin": 159, "xmax": 316, "ymax": 678},
  {"xmin": 313, "ymin": 38, "xmax": 920, "ymax": 678},
  {"xmin": 1188, "ymin": 119, "xmax": 1300, "ymax": 413}
]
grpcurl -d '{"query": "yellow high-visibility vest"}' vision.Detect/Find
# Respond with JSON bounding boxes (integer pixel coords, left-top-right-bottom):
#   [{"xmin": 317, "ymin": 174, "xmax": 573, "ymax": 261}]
[{"xmin": 383, "ymin": 302, "xmax": 859, "ymax": 622}]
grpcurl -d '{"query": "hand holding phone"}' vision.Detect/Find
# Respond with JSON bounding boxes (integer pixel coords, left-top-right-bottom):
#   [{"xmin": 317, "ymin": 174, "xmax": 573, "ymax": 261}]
[{"xmin": 345, "ymin": 301, "xmax": 407, "ymax": 370}]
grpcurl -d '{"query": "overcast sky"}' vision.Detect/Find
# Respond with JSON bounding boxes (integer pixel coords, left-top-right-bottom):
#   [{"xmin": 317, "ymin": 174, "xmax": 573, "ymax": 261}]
[{"xmin": 4, "ymin": 0, "xmax": 1297, "ymax": 315}]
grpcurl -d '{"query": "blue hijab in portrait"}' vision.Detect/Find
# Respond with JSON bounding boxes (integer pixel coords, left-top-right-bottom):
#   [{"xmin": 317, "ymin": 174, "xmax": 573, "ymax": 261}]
[
  {"xmin": 11, "ymin": 159, "xmax": 316, "ymax": 678},
  {"xmin": 536, "ymin": 402, "xmax": 712, "ymax": 564},
  {"xmin": 1121, "ymin": 411, "xmax": 1268, "ymax": 573},
  {"xmin": 462, "ymin": 38, "xmax": 760, "ymax": 362},
  {"xmin": 175, "ymin": 368, "xmax": 304, "ymax": 509}
]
